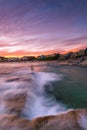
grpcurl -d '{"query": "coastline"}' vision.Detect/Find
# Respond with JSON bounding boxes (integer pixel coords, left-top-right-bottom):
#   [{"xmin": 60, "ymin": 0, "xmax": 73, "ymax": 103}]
[
  {"xmin": 46, "ymin": 59, "xmax": 87, "ymax": 68},
  {"xmin": 0, "ymin": 58, "xmax": 87, "ymax": 129},
  {"xmin": 0, "ymin": 109, "xmax": 87, "ymax": 130}
]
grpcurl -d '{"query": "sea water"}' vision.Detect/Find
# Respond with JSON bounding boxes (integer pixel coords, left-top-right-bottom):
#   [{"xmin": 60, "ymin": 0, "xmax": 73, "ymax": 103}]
[{"xmin": 0, "ymin": 62, "xmax": 87, "ymax": 119}]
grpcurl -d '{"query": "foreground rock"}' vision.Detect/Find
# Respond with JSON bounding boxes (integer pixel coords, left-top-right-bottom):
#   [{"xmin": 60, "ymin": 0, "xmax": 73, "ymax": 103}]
[
  {"xmin": 0, "ymin": 109, "xmax": 87, "ymax": 130},
  {"xmin": 1, "ymin": 90, "xmax": 27, "ymax": 115}
]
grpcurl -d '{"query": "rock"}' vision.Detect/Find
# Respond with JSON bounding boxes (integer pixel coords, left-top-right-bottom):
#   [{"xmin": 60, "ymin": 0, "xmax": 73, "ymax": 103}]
[
  {"xmin": 0, "ymin": 109, "xmax": 87, "ymax": 130},
  {"xmin": 0, "ymin": 114, "xmax": 31, "ymax": 130},
  {"xmin": 1, "ymin": 90, "xmax": 27, "ymax": 115},
  {"xmin": 32, "ymin": 109, "xmax": 87, "ymax": 130},
  {"xmin": 80, "ymin": 59, "xmax": 87, "ymax": 66}
]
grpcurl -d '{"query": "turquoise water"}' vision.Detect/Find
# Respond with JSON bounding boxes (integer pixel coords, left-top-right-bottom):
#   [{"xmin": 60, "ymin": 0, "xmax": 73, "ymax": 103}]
[
  {"xmin": 51, "ymin": 66, "xmax": 87, "ymax": 108},
  {"xmin": 35, "ymin": 63, "xmax": 87, "ymax": 109}
]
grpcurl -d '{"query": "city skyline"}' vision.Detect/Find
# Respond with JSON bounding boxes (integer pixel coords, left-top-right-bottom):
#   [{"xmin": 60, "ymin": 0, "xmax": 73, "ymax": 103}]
[{"xmin": 0, "ymin": 0, "xmax": 87, "ymax": 57}]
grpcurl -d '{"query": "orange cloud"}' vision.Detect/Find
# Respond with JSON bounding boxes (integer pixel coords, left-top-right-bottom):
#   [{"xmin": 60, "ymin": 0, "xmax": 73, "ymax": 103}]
[
  {"xmin": 0, "ymin": 45, "xmax": 86, "ymax": 58},
  {"xmin": 0, "ymin": 49, "xmax": 64, "ymax": 57}
]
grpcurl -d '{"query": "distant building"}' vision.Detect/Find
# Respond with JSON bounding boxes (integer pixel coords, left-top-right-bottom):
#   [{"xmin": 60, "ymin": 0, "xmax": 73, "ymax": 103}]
[
  {"xmin": 37, "ymin": 55, "xmax": 46, "ymax": 60},
  {"xmin": 64, "ymin": 52, "xmax": 73, "ymax": 59},
  {"xmin": 21, "ymin": 56, "xmax": 35, "ymax": 61},
  {"xmin": 59, "ymin": 54, "xmax": 65, "ymax": 60},
  {"xmin": 75, "ymin": 50, "xmax": 85, "ymax": 58},
  {"xmin": 7, "ymin": 57, "xmax": 20, "ymax": 62}
]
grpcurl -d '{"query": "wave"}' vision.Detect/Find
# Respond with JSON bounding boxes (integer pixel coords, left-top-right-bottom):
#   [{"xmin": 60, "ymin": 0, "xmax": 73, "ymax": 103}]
[
  {"xmin": 21, "ymin": 71, "xmax": 66, "ymax": 119},
  {"xmin": 0, "ymin": 67, "xmax": 66, "ymax": 119}
]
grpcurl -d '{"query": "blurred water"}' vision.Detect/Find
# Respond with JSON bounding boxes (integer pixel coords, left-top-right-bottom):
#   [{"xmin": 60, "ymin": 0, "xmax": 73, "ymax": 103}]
[
  {"xmin": 0, "ymin": 62, "xmax": 87, "ymax": 119},
  {"xmin": 0, "ymin": 62, "xmax": 66, "ymax": 119}
]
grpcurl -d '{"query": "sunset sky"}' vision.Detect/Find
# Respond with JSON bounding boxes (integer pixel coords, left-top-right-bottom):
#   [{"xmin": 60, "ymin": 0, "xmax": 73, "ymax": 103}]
[{"xmin": 0, "ymin": 0, "xmax": 87, "ymax": 57}]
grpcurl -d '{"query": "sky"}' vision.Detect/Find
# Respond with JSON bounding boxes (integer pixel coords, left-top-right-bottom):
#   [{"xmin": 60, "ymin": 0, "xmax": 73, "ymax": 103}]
[{"xmin": 0, "ymin": 0, "xmax": 87, "ymax": 57}]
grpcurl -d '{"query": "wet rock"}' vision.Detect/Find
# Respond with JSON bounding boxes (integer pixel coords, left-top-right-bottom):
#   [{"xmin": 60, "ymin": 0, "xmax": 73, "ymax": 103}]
[
  {"xmin": 0, "ymin": 114, "xmax": 32, "ymax": 130},
  {"xmin": 0, "ymin": 109, "xmax": 87, "ymax": 130},
  {"xmin": 2, "ymin": 90, "xmax": 27, "ymax": 115},
  {"xmin": 32, "ymin": 109, "xmax": 87, "ymax": 130},
  {"xmin": 6, "ymin": 75, "xmax": 32, "ymax": 83}
]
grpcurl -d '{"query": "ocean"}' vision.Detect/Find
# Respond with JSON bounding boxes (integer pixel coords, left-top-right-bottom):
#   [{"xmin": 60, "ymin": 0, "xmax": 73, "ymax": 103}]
[{"xmin": 0, "ymin": 62, "xmax": 87, "ymax": 119}]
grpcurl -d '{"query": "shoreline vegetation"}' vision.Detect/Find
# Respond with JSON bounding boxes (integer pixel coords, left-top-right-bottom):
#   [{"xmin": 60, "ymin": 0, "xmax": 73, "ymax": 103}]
[{"xmin": 0, "ymin": 48, "xmax": 87, "ymax": 67}]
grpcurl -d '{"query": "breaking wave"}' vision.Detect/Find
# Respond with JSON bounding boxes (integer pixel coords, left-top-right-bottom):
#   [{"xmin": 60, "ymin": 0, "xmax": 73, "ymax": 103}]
[{"xmin": 0, "ymin": 64, "xmax": 66, "ymax": 119}]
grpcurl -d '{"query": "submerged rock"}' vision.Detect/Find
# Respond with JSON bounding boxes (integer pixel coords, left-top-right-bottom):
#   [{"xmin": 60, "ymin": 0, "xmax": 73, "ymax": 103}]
[{"xmin": 0, "ymin": 109, "xmax": 87, "ymax": 130}]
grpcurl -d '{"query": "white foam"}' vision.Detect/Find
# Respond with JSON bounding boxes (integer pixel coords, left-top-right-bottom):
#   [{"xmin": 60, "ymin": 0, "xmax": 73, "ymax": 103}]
[
  {"xmin": 32, "ymin": 72, "xmax": 62, "ymax": 93},
  {"xmin": 0, "ymin": 66, "xmax": 66, "ymax": 119},
  {"xmin": 79, "ymin": 115, "xmax": 87, "ymax": 130},
  {"xmin": 22, "ymin": 72, "xmax": 66, "ymax": 119}
]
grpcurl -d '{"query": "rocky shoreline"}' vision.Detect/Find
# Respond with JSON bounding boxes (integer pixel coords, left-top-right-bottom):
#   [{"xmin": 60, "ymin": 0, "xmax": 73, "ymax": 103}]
[
  {"xmin": 0, "ymin": 109, "xmax": 87, "ymax": 130},
  {"xmin": 0, "ymin": 89, "xmax": 87, "ymax": 130},
  {"xmin": 0, "ymin": 60, "xmax": 87, "ymax": 130},
  {"xmin": 47, "ymin": 58, "xmax": 87, "ymax": 68}
]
